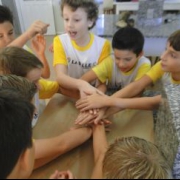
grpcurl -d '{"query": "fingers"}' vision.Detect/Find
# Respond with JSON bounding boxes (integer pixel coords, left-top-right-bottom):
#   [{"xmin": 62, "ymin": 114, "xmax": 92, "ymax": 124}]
[{"xmin": 75, "ymin": 113, "xmax": 97, "ymax": 125}]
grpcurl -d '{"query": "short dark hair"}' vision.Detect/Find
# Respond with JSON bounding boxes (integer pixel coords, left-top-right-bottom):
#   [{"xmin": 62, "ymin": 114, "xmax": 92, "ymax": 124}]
[
  {"xmin": 61, "ymin": 0, "xmax": 98, "ymax": 30},
  {"xmin": 0, "ymin": 47, "xmax": 43, "ymax": 77},
  {"xmin": 0, "ymin": 89, "xmax": 34, "ymax": 179},
  {"xmin": 0, "ymin": 5, "xmax": 13, "ymax": 25},
  {"xmin": 168, "ymin": 30, "xmax": 180, "ymax": 51},
  {"xmin": 0, "ymin": 75, "xmax": 37, "ymax": 102},
  {"xmin": 112, "ymin": 27, "xmax": 144, "ymax": 56}
]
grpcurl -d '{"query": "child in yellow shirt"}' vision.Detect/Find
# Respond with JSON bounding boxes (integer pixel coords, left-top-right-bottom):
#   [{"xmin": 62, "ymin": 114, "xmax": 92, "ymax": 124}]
[
  {"xmin": 81, "ymin": 27, "xmax": 151, "ymax": 94},
  {"xmin": 53, "ymin": 0, "xmax": 111, "ymax": 98}
]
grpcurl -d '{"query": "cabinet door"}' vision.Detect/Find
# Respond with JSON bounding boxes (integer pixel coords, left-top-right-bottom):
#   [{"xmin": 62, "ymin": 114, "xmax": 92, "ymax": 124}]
[{"xmin": 16, "ymin": 0, "xmax": 56, "ymax": 35}]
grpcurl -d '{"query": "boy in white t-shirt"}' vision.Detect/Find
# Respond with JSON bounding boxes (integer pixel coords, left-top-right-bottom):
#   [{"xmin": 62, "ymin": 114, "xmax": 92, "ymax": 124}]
[{"xmin": 53, "ymin": 0, "xmax": 111, "ymax": 98}]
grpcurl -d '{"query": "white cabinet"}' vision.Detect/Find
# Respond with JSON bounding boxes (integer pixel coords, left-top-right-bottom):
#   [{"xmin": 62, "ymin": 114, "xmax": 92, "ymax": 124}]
[{"xmin": 15, "ymin": 0, "xmax": 56, "ymax": 35}]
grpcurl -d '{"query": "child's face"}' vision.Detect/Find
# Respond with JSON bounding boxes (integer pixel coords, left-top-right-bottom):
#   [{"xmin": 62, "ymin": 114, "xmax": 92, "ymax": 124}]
[
  {"xmin": 114, "ymin": 49, "xmax": 140, "ymax": 73},
  {"xmin": 26, "ymin": 68, "xmax": 42, "ymax": 90},
  {"xmin": 62, "ymin": 5, "xmax": 93, "ymax": 41},
  {"xmin": 0, "ymin": 21, "xmax": 14, "ymax": 49},
  {"xmin": 161, "ymin": 43, "xmax": 180, "ymax": 73}
]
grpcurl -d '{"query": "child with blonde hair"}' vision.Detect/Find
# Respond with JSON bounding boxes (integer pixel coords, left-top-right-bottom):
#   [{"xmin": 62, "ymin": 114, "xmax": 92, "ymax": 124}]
[
  {"xmin": 53, "ymin": 0, "xmax": 111, "ymax": 98},
  {"xmin": 92, "ymin": 125, "xmax": 172, "ymax": 179}
]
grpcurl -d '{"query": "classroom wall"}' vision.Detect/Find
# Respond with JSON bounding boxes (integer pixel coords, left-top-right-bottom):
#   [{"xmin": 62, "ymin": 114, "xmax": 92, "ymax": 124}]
[{"xmin": 52, "ymin": 0, "xmax": 64, "ymax": 35}]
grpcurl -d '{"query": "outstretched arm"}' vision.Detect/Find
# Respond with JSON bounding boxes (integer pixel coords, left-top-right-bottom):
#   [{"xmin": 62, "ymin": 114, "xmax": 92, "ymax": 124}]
[
  {"xmin": 34, "ymin": 127, "xmax": 92, "ymax": 169},
  {"xmin": 91, "ymin": 125, "xmax": 108, "ymax": 179},
  {"xmin": 9, "ymin": 21, "xmax": 49, "ymax": 48},
  {"xmin": 76, "ymin": 94, "xmax": 161, "ymax": 112}
]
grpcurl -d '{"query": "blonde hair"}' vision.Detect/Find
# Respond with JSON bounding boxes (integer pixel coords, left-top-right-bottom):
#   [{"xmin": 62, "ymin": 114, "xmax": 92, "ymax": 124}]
[
  {"xmin": 103, "ymin": 137, "xmax": 171, "ymax": 179},
  {"xmin": 0, "ymin": 75, "xmax": 37, "ymax": 101},
  {"xmin": 0, "ymin": 47, "xmax": 43, "ymax": 77}
]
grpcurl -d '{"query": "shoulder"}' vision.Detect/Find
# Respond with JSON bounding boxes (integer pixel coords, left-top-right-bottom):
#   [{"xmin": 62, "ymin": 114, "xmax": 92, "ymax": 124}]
[
  {"xmin": 138, "ymin": 56, "xmax": 151, "ymax": 65},
  {"xmin": 93, "ymin": 34, "xmax": 110, "ymax": 45}
]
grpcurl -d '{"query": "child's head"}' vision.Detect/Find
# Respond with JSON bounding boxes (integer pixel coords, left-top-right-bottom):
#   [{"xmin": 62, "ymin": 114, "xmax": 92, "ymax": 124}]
[
  {"xmin": 0, "ymin": 5, "xmax": 14, "ymax": 48},
  {"xmin": 112, "ymin": 27, "xmax": 144, "ymax": 73},
  {"xmin": 161, "ymin": 30, "xmax": 180, "ymax": 74},
  {"xmin": 0, "ymin": 47, "xmax": 43, "ymax": 88},
  {"xmin": 0, "ymin": 74, "xmax": 37, "ymax": 102},
  {"xmin": 103, "ymin": 137, "xmax": 171, "ymax": 179},
  {"xmin": 0, "ymin": 89, "xmax": 35, "ymax": 179},
  {"xmin": 61, "ymin": 0, "xmax": 98, "ymax": 39}
]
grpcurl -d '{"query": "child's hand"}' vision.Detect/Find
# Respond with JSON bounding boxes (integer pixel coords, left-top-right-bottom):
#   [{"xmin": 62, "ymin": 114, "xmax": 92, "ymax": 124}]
[
  {"xmin": 31, "ymin": 34, "xmax": 46, "ymax": 56},
  {"xmin": 26, "ymin": 20, "xmax": 49, "ymax": 39},
  {"xmin": 75, "ymin": 108, "xmax": 107, "ymax": 125},
  {"xmin": 49, "ymin": 170, "xmax": 74, "ymax": 179},
  {"xmin": 75, "ymin": 111, "xmax": 97, "ymax": 125},
  {"xmin": 49, "ymin": 43, "xmax": 54, "ymax": 53},
  {"xmin": 76, "ymin": 94, "xmax": 108, "ymax": 112},
  {"xmin": 78, "ymin": 81, "xmax": 103, "ymax": 98}
]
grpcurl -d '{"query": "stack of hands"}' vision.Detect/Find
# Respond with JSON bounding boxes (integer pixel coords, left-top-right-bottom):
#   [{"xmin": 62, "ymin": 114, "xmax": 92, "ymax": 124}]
[{"xmin": 75, "ymin": 89, "xmax": 111, "ymax": 126}]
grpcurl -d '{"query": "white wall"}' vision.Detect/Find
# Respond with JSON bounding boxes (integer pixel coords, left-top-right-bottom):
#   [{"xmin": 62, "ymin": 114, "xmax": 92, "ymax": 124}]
[
  {"xmin": 52, "ymin": 0, "xmax": 64, "ymax": 34},
  {"xmin": 0, "ymin": 0, "xmax": 2, "ymax": 5}
]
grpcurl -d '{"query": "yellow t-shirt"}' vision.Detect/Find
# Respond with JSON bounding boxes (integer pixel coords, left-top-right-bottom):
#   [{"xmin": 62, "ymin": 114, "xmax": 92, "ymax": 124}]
[
  {"xmin": 93, "ymin": 55, "xmax": 151, "ymax": 91},
  {"xmin": 146, "ymin": 61, "xmax": 164, "ymax": 83},
  {"xmin": 53, "ymin": 33, "xmax": 111, "ymax": 79},
  {"xmin": 39, "ymin": 79, "xmax": 59, "ymax": 99}
]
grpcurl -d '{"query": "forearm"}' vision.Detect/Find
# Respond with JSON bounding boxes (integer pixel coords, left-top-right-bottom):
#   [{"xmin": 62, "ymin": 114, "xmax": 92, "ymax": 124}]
[
  {"xmin": 81, "ymin": 70, "xmax": 97, "ymax": 83},
  {"xmin": 38, "ymin": 53, "xmax": 50, "ymax": 79},
  {"xmin": 112, "ymin": 76, "xmax": 152, "ymax": 98},
  {"xmin": 35, "ymin": 127, "xmax": 92, "ymax": 159},
  {"xmin": 97, "ymin": 83, "xmax": 107, "ymax": 93},
  {"xmin": 59, "ymin": 87, "xmax": 80, "ymax": 99},
  {"xmin": 93, "ymin": 125, "xmax": 108, "ymax": 163},
  {"xmin": 91, "ymin": 125, "xmax": 108, "ymax": 179},
  {"xmin": 8, "ymin": 32, "xmax": 30, "ymax": 48},
  {"xmin": 57, "ymin": 71, "xmax": 85, "ymax": 90},
  {"xmin": 108, "ymin": 95, "xmax": 162, "ymax": 110}
]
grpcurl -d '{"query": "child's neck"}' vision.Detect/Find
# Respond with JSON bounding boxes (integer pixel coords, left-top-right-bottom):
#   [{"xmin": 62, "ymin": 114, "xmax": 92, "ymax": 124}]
[
  {"xmin": 171, "ymin": 72, "xmax": 180, "ymax": 81},
  {"xmin": 74, "ymin": 32, "xmax": 91, "ymax": 47}
]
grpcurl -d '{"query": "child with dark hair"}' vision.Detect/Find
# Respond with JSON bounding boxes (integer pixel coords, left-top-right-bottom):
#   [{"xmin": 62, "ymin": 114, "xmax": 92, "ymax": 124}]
[
  {"xmin": 0, "ymin": 75, "xmax": 92, "ymax": 173},
  {"xmin": 81, "ymin": 27, "xmax": 151, "ymax": 94},
  {"xmin": 0, "ymin": 89, "xmax": 35, "ymax": 179},
  {"xmin": 0, "ymin": 5, "xmax": 50, "ymax": 78},
  {"xmin": 76, "ymin": 27, "xmax": 151, "ymax": 125}
]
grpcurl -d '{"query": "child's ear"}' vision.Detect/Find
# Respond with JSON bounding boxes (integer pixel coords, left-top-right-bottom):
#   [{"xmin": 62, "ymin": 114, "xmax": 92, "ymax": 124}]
[
  {"xmin": 18, "ymin": 148, "xmax": 35, "ymax": 179},
  {"xmin": 138, "ymin": 51, "xmax": 144, "ymax": 58},
  {"xmin": 88, "ymin": 19, "xmax": 94, "ymax": 28}
]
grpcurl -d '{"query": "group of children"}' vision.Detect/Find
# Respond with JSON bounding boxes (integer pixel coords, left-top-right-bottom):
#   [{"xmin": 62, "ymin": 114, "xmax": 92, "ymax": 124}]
[{"xmin": 0, "ymin": 0, "xmax": 179, "ymax": 178}]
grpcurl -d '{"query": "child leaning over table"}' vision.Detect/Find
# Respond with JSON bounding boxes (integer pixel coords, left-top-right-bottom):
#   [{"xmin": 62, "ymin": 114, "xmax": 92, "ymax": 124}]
[
  {"xmin": 75, "ymin": 27, "xmax": 151, "ymax": 125},
  {"xmin": 0, "ymin": 88, "xmax": 75, "ymax": 179},
  {"xmin": 0, "ymin": 75, "xmax": 92, "ymax": 172}
]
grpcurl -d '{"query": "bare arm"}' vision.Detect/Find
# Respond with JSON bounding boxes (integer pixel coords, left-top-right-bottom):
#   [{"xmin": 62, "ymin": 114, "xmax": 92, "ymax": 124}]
[
  {"xmin": 55, "ymin": 65, "xmax": 101, "ymax": 98},
  {"xmin": 112, "ymin": 75, "xmax": 153, "ymax": 98},
  {"xmin": 104, "ymin": 75, "xmax": 153, "ymax": 116},
  {"xmin": 8, "ymin": 21, "xmax": 49, "ymax": 48},
  {"xmin": 34, "ymin": 127, "xmax": 92, "ymax": 169},
  {"xmin": 91, "ymin": 125, "xmax": 108, "ymax": 179},
  {"xmin": 31, "ymin": 35, "xmax": 50, "ymax": 79},
  {"xmin": 76, "ymin": 94, "xmax": 161, "ymax": 112}
]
